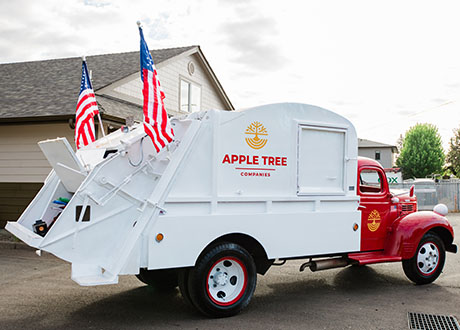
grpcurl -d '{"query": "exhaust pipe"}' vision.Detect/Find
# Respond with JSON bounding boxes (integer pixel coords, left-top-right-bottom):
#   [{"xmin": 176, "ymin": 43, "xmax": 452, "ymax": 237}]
[{"xmin": 300, "ymin": 257, "xmax": 349, "ymax": 272}]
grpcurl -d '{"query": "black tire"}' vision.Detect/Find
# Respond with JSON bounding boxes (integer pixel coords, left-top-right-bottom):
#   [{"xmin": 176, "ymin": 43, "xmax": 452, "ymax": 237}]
[
  {"xmin": 136, "ymin": 268, "xmax": 179, "ymax": 291},
  {"xmin": 402, "ymin": 232, "xmax": 446, "ymax": 285},
  {"xmin": 178, "ymin": 268, "xmax": 194, "ymax": 306},
  {"xmin": 187, "ymin": 242, "xmax": 257, "ymax": 317}
]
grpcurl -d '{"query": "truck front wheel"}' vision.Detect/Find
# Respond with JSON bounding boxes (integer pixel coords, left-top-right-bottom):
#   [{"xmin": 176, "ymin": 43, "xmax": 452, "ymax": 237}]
[
  {"xmin": 187, "ymin": 242, "xmax": 257, "ymax": 317},
  {"xmin": 402, "ymin": 232, "xmax": 446, "ymax": 285}
]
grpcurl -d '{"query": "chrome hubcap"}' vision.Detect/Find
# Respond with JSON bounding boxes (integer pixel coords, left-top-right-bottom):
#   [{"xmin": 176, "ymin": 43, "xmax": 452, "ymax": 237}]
[
  {"xmin": 417, "ymin": 242, "xmax": 439, "ymax": 275},
  {"xmin": 213, "ymin": 271, "xmax": 228, "ymax": 286}
]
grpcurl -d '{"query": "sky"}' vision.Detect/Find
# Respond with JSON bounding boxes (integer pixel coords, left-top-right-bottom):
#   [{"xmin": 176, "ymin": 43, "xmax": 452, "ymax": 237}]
[{"xmin": 1, "ymin": 0, "xmax": 460, "ymax": 151}]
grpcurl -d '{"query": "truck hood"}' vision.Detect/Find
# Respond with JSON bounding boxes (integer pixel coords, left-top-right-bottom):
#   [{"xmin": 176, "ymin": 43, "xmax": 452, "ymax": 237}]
[
  {"xmin": 390, "ymin": 189, "xmax": 417, "ymax": 204},
  {"xmin": 390, "ymin": 188, "xmax": 409, "ymax": 197}
]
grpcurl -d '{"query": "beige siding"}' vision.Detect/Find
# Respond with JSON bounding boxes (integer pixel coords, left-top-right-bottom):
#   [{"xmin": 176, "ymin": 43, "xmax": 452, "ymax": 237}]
[
  {"xmin": 106, "ymin": 53, "xmax": 229, "ymax": 117},
  {"xmin": 0, "ymin": 123, "xmax": 75, "ymax": 182},
  {"xmin": 0, "ymin": 182, "xmax": 43, "ymax": 226},
  {"xmin": 358, "ymin": 147, "xmax": 394, "ymax": 168},
  {"xmin": 112, "ymin": 75, "xmax": 143, "ymax": 104}
]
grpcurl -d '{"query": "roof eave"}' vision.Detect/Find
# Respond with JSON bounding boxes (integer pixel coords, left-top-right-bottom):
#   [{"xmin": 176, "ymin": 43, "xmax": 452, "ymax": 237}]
[
  {"xmin": 194, "ymin": 46, "xmax": 234, "ymax": 110},
  {"xmin": 96, "ymin": 46, "xmax": 235, "ymax": 111},
  {"xmin": 0, "ymin": 111, "xmax": 129, "ymax": 125},
  {"xmin": 0, "ymin": 115, "xmax": 73, "ymax": 125}
]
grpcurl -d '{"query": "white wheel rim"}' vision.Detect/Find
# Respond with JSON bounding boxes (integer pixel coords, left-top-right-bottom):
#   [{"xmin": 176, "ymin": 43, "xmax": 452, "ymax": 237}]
[
  {"xmin": 416, "ymin": 241, "xmax": 439, "ymax": 275},
  {"xmin": 206, "ymin": 257, "xmax": 247, "ymax": 306}
]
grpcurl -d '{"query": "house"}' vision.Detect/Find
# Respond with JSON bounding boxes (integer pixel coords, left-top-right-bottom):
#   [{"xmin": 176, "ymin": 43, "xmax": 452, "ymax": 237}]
[
  {"xmin": 358, "ymin": 138, "xmax": 398, "ymax": 168},
  {"xmin": 0, "ymin": 46, "xmax": 234, "ymax": 227}
]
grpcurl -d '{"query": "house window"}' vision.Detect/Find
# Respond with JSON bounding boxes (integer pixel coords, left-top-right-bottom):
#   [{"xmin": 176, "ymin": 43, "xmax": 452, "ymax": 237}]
[
  {"xmin": 375, "ymin": 150, "xmax": 381, "ymax": 160},
  {"xmin": 180, "ymin": 79, "xmax": 201, "ymax": 112}
]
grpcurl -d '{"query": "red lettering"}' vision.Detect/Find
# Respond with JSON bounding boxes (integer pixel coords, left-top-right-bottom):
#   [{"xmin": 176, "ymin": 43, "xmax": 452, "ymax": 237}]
[
  {"xmin": 224, "ymin": 154, "xmax": 286, "ymax": 167},
  {"xmin": 239, "ymin": 171, "xmax": 271, "ymax": 177},
  {"xmin": 222, "ymin": 154, "xmax": 230, "ymax": 164}
]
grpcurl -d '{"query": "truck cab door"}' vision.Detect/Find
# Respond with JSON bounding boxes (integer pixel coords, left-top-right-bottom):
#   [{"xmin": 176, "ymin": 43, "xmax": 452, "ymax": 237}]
[{"xmin": 358, "ymin": 167, "xmax": 391, "ymax": 252}]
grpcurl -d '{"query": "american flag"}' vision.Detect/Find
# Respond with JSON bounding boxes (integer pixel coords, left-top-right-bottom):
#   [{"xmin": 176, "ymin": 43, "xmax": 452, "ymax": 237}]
[
  {"xmin": 75, "ymin": 59, "xmax": 99, "ymax": 149},
  {"xmin": 138, "ymin": 24, "xmax": 174, "ymax": 152}
]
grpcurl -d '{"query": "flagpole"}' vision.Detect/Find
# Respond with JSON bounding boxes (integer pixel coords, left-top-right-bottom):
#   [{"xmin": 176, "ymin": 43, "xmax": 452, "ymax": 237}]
[
  {"xmin": 82, "ymin": 55, "xmax": 106, "ymax": 138},
  {"xmin": 96, "ymin": 112, "xmax": 106, "ymax": 138}
]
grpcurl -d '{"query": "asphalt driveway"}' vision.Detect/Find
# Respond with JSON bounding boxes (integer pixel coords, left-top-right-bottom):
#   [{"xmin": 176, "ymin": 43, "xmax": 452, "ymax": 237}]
[{"xmin": 1, "ymin": 214, "xmax": 459, "ymax": 330}]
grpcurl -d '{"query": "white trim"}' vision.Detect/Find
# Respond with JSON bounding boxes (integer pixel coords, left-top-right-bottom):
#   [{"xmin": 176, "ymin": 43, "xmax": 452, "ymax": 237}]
[{"xmin": 179, "ymin": 76, "xmax": 202, "ymax": 113}]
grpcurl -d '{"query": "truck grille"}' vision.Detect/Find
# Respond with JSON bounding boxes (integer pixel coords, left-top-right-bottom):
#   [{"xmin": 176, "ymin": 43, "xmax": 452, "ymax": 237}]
[
  {"xmin": 408, "ymin": 312, "xmax": 460, "ymax": 330},
  {"xmin": 402, "ymin": 204, "xmax": 414, "ymax": 212}
]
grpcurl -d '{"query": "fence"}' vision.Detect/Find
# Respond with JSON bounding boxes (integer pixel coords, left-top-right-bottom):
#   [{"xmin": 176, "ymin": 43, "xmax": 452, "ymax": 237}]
[{"xmin": 392, "ymin": 181, "xmax": 460, "ymax": 212}]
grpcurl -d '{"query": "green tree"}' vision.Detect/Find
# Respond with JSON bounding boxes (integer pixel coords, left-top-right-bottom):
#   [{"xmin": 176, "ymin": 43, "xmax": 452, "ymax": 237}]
[
  {"xmin": 396, "ymin": 123, "xmax": 445, "ymax": 179},
  {"xmin": 447, "ymin": 126, "xmax": 460, "ymax": 175}
]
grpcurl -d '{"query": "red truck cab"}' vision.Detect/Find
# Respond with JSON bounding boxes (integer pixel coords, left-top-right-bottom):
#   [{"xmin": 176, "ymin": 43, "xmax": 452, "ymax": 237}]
[{"xmin": 350, "ymin": 157, "xmax": 457, "ymax": 284}]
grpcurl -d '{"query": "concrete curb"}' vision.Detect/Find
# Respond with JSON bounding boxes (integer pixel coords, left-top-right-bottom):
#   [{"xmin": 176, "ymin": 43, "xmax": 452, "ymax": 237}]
[
  {"xmin": 0, "ymin": 240, "xmax": 33, "ymax": 250},
  {"xmin": 0, "ymin": 228, "xmax": 34, "ymax": 250}
]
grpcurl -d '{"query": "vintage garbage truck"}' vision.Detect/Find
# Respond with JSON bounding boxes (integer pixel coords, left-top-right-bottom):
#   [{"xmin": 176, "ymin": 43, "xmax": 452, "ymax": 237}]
[{"xmin": 6, "ymin": 103, "xmax": 457, "ymax": 317}]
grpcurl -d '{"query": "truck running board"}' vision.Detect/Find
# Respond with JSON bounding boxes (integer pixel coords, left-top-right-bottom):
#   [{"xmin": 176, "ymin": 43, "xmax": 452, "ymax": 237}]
[
  {"xmin": 299, "ymin": 252, "xmax": 403, "ymax": 272},
  {"xmin": 347, "ymin": 252, "xmax": 402, "ymax": 265}
]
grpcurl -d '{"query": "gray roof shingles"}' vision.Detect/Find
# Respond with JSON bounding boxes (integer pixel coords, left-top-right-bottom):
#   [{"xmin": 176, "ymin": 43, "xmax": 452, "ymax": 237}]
[
  {"xmin": 97, "ymin": 95, "xmax": 144, "ymax": 122},
  {"xmin": 0, "ymin": 46, "xmax": 196, "ymax": 121}
]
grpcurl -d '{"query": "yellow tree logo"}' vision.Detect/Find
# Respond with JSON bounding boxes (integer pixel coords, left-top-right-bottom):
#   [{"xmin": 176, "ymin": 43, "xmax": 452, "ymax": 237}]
[
  {"xmin": 245, "ymin": 122, "xmax": 268, "ymax": 149},
  {"xmin": 367, "ymin": 210, "xmax": 381, "ymax": 232}
]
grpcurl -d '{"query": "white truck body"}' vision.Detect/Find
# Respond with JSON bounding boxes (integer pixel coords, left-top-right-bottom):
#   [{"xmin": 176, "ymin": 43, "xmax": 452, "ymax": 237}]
[{"xmin": 6, "ymin": 103, "xmax": 360, "ymax": 286}]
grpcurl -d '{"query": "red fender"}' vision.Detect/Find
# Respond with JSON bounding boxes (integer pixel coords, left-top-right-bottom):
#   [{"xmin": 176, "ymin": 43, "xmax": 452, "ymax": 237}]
[{"xmin": 384, "ymin": 211, "xmax": 456, "ymax": 259}]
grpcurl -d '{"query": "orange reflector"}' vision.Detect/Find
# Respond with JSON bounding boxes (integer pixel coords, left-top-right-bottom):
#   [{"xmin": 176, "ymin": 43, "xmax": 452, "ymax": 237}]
[
  {"xmin": 353, "ymin": 223, "xmax": 359, "ymax": 231},
  {"xmin": 155, "ymin": 233, "xmax": 164, "ymax": 242},
  {"xmin": 39, "ymin": 226, "xmax": 45, "ymax": 232}
]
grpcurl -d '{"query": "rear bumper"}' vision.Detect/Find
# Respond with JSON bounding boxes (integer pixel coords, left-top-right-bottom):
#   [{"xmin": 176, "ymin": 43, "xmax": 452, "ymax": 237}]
[{"xmin": 447, "ymin": 243, "xmax": 457, "ymax": 253}]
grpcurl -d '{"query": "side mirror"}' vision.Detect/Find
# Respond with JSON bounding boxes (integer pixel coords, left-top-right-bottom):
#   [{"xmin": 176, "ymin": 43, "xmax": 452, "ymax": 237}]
[{"xmin": 409, "ymin": 185, "xmax": 415, "ymax": 197}]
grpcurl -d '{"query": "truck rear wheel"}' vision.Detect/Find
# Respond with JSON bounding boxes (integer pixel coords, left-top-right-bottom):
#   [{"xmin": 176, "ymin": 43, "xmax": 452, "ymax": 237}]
[
  {"xmin": 402, "ymin": 232, "xmax": 446, "ymax": 285},
  {"xmin": 187, "ymin": 243, "xmax": 257, "ymax": 317},
  {"xmin": 136, "ymin": 268, "xmax": 178, "ymax": 291},
  {"xmin": 178, "ymin": 268, "xmax": 193, "ymax": 306}
]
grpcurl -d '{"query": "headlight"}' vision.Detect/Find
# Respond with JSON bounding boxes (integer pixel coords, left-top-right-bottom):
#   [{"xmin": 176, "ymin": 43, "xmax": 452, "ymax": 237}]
[{"xmin": 433, "ymin": 204, "xmax": 448, "ymax": 216}]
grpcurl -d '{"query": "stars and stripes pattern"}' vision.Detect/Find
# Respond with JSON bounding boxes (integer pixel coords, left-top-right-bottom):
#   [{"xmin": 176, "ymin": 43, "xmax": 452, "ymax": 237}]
[
  {"xmin": 138, "ymin": 25, "xmax": 174, "ymax": 152},
  {"xmin": 75, "ymin": 59, "xmax": 99, "ymax": 149}
]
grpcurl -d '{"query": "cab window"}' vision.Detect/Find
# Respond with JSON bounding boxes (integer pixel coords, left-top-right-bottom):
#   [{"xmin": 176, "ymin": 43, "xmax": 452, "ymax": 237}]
[{"xmin": 359, "ymin": 169, "xmax": 384, "ymax": 194}]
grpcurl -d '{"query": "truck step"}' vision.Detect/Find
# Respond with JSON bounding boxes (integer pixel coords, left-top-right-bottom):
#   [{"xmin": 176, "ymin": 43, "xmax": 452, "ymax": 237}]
[
  {"xmin": 72, "ymin": 274, "xmax": 119, "ymax": 286},
  {"xmin": 71, "ymin": 263, "xmax": 119, "ymax": 286},
  {"xmin": 347, "ymin": 252, "xmax": 402, "ymax": 265}
]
